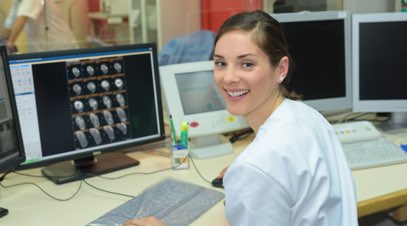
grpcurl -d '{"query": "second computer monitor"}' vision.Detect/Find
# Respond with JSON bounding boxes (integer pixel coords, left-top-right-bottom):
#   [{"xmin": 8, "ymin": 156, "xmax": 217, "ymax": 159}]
[
  {"xmin": 352, "ymin": 12, "xmax": 407, "ymax": 128},
  {"xmin": 160, "ymin": 61, "xmax": 248, "ymax": 159},
  {"xmin": 272, "ymin": 11, "xmax": 352, "ymax": 113},
  {"xmin": 0, "ymin": 45, "xmax": 25, "ymax": 172}
]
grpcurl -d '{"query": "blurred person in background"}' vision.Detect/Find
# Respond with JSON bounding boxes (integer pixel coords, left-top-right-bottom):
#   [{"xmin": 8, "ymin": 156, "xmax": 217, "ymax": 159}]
[{"xmin": 2, "ymin": 0, "xmax": 78, "ymax": 53}]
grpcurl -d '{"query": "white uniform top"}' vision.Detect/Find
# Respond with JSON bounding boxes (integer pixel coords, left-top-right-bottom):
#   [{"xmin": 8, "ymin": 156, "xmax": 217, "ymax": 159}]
[
  {"xmin": 5, "ymin": 0, "xmax": 78, "ymax": 52},
  {"xmin": 224, "ymin": 99, "xmax": 358, "ymax": 226}
]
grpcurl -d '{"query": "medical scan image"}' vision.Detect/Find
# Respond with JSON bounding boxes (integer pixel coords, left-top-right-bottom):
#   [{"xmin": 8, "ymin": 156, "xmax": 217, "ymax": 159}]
[
  {"xmin": 103, "ymin": 125, "xmax": 115, "ymax": 140},
  {"xmin": 88, "ymin": 98, "xmax": 98, "ymax": 111},
  {"xmin": 102, "ymin": 96, "xmax": 112, "ymax": 109},
  {"xmin": 117, "ymin": 123, "xmax": 127, "ymax": 135},
  {"xmin": 67, "ymin": 58, "xmax": 130, "ymax": 149},
  {"xmin": 86, "ymin": 65, "xmax": 95, "ymax": 76},
  {"xmin": 72, "ymin": 84, "xmax": 82, "ymax": 95},
  {"xmin": 75, "ymin": 115, "xmax": 86, "ymax": 130},
  {"xmin": 114, "ymin": 62, "xmax": 122, "ymax": 73},
  {"xmin": 87, "ymin": 81, "xmax": 96, "ymax": 93},
  {"xmin": 89, "ymin": 113, "xmax": 100, "ymax": 128},
  {"xmin": 116, "ymin": 93, "xmax": 125, "ymax": 107},
  {"xmin": 103, "ymin": 110, "xmax": 114, "ymax": 125},
  {"xmin": 116, "ymin": 108, "xmax": 127, "ymax": 122},
  {"xmin": 74, "ymin": 130, "xmax": 88, "ymax": 148},
  {"xmin": 101, "ymin": 80, "xmax": 110, "ymax": 91},
  {"xmin": 114, "ymin": 78, "xmax": 124, "ymax": 89},
  {"xmin": 72, "ymin": 67, "xmax": 81, "ymax": 78},
  {"xmin": 100, "ymin": 64, "xmax": 109, "ymax": 75},
  {"xmin": 89, "ymin": 128, "xmax": 102, "ymax": 144},
  {"xmin": 74, "ymin": 100, "xmax": 84, "ymax": 113}
]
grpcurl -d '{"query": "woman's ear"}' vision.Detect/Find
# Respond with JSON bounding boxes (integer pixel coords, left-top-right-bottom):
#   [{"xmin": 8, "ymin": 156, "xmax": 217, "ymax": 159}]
[{"xmin": 277, "ymin": 56, "xmax": 289, "ymax": 83}]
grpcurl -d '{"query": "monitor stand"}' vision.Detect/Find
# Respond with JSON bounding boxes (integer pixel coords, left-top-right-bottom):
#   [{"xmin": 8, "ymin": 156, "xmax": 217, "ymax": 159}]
[
  {"xmin": 377, "ymin": 112, "xmax": 407, "ymax": 132},
  {"xmin": 41, "ymin": 152, "xmax": 140, "ymax": 185},
  {"xmin": 189, "ymin": 134, "xmax": 234, "ymax": 159}
]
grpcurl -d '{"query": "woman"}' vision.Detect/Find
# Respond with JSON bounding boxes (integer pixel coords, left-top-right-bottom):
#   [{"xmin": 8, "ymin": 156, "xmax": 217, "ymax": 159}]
[{"xmin": 124, "ymin": 10, "xmax": 358, "ymax": 226}]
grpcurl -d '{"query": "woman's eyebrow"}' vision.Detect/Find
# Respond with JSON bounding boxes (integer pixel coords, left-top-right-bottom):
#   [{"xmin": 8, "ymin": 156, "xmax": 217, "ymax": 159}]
[
  {"xmin": 213, "ymin": 53, "xmax": 256, "ymax": 59},
  {"xmin": 237, "ymin": 53, "xmax": 256, "ymax": 59}
]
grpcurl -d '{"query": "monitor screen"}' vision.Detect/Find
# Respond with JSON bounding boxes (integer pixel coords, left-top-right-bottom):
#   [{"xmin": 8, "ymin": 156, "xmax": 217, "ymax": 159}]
[
  {"xmin": 0, "ymin": 45, "xmax": 25, "ymax": 173},
  {"xmin": 352, "ymin": 12, "xmax": 407, "ymax": 127},
  {"xmin": 160, "ymin": 61, "xmax": 248, "ymax": 159},
  {"xmin": 272, "ymin": 11, "xmax": 352, "ymax": 113},
  {"xmin": 8, "ymin": 44, "xmax": 165, "ymax": 184}
]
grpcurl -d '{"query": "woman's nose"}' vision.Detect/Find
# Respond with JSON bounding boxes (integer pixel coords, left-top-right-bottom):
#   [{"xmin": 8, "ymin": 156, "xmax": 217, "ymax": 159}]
[{"xmin": 223, "ymin": 67, "xmax": 240, "ymax": 84}]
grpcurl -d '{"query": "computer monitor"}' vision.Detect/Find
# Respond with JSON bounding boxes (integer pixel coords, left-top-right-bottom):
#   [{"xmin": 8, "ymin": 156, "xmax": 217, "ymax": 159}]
[
  {"xmin": 0, "ymin": 45, "xmax": 25, "ymax": 172},
  {"xmin": 0, "ymin": 45, "xmax": 25, "ymax": 218},
  {"xmin": 160, "ymin": 61, "xmax": 248, "ymax": 159},
  {"xmin": 272, "ymin": 11, "xmax": 352, "ymax": 114},
  {"xmin": 352, "ymin": 12, "xmax": 407, "ymax": 130},
  {"xmin": 8, "ymin": 44, "xmax": 165, "ymax": 184}
]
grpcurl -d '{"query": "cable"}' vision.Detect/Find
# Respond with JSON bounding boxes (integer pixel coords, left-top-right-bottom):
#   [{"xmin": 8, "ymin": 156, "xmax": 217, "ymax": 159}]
[
  {"xmin": 82, "ymin": 179, "xmax": 135, "ymax": 198},
  {"xmin": 2, "ymin": 149, "xmax": 212, "ymax": 202},
  {"xmin": 13, "ymin": 171, "xmax": 44, "ymax": 178},
  {"xmin": 341, "ymin": 112, "xmax": 370, "ymax": 122},
  {"xmin": 88, "ymin": 166, "xmax": 174, "ymax": 180},
  {"xmin": 0, "ymin": 180, "xmax": 82, "ymax": 201},
  {"xmin": 188, "ymin": 154, "xmax": 213, "ymax": 185},
  {"xmin": 0, "ymin": 169, "xmax": 13, "ymax": 182}
]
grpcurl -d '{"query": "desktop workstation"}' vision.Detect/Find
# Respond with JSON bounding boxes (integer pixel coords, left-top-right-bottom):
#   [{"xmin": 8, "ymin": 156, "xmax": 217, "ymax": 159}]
[
  {"xmin": 0, "ymin": 129, "xmax": 407, "ymax": 226},
  {"xmin": 1, "ymin": 10, "xmax": 407, "ymax": 225}
]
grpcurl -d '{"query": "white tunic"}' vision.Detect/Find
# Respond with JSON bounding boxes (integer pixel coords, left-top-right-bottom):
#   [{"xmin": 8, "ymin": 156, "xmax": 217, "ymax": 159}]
[
  {"xmin": 224, "ymin": 99, "xmax": 358, "ymax": 226},
  {"xmin": 5, "ymin": 0, "xmax": 78, "ymax": 52}
]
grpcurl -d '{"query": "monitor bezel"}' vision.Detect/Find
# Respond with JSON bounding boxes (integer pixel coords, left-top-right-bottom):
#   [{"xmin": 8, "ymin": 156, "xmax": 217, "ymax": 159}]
[
  {"xmin": 352, "ymin": 12, "xmax": 407, "ymax": 113},
  {"xmin": 272, "ymin": 11, "xmax": 352, "ymax": 113},
  {"xmin": 0, "ymin": 45, "xmax": 25, "ymax": 172},
  {"xmin": 8, "ymin": 43, "xmax": 165, "ymax": 169}
]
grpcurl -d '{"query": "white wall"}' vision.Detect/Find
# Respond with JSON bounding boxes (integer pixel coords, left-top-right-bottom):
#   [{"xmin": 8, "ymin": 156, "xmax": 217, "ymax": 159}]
[{"xmin": 343, "ymin": 0, "xmax": 395, "ymax": 13}]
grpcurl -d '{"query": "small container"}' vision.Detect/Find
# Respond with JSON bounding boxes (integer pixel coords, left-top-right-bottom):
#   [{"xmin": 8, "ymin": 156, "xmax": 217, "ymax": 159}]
[{"xmin": 171, "ymin": 144, "xmax": 189, "ymax": 169}]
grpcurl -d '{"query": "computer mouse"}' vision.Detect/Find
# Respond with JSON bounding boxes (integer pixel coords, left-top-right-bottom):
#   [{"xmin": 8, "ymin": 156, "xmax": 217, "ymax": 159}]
[{"xmin": 211, "ymin": 177, "xmax": 224, "ymax": 188}]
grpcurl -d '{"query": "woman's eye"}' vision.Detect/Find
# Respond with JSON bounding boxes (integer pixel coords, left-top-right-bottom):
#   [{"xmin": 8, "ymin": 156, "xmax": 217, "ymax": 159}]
[
  {"xmin": 214, "ymin": 61, "xmax": 226, "ymax": 67},
  {"xmin": 242, "ymin": 62, "xmax": 253, "ymax": 69}
]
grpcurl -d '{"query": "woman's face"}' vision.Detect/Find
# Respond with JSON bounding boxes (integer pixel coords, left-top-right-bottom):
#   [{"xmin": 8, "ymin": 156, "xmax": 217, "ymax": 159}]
[{"xmin": 213, "ymin": 30, "xmax": 283, "ymax": 120}]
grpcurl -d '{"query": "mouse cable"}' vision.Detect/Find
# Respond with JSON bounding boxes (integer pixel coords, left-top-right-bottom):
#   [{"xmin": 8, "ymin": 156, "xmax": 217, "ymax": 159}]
[{"xmin": 188, "ymin": 154, "xmax": 212, "ymax": 185}]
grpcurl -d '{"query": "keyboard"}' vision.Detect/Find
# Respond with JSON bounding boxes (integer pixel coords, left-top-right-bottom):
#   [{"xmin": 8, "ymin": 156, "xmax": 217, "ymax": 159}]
[
  {"xmin": 332, "ymin": 121, "xmax": 407, "ymax": 170},
  {"xmin": 341, "ymin": 137, "xmax": 407, "ymax": 170},
  {"xmin": 87, "ymin": 178, "xmax": 224, "ymax": 226}
]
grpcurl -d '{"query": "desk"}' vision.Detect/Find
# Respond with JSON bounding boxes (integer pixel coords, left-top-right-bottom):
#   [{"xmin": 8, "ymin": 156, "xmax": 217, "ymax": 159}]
[{"xmin": 1, "ymin": 131, "xmax": 407, "ymax": 225}]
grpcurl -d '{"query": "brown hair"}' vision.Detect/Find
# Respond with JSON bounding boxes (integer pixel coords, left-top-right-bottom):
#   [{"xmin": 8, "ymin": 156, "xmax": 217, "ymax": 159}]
[{"xmin": 214, "ymin": 10, "xmax": 302, "ymax": 100}]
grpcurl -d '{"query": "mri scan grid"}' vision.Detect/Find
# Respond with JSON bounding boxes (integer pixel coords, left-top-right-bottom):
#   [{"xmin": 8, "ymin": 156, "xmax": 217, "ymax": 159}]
[{"xmin": 66, "ymin": 57, "xmax": 130, "ymax": 149}]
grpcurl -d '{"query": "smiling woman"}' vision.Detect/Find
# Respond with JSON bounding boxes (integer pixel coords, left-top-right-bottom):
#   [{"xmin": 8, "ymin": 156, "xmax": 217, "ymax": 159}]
[
  {"xmin": 122, "ymin": 10, "xmax": 359, "ymax": 226},
  {"xmin": 212, "ymin": 10, "xmax": 359, "ymax": 226}
]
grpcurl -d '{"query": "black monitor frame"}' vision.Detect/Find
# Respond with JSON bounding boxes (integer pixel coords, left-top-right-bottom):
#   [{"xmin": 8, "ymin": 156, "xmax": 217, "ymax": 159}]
[
  {"xmin": 9, "ymin": 44, "xmax": 165, "ymax": 184},
  {"xmin": 0, "ymin": 45, "xmax": 25, "ymax": 172},
  {"xmin": 0, "ymin": 45, "xmax": 25, "ymax": 218},
  {"xmin": 272, "ymin": 11, "xmax": 352, "ymax": 113}
]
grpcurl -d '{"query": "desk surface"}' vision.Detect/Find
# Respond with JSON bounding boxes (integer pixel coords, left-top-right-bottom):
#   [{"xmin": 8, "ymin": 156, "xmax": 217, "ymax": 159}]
[{"xmin": 1, "ymin": 130, "xmax": 407, "ymax": 225}]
